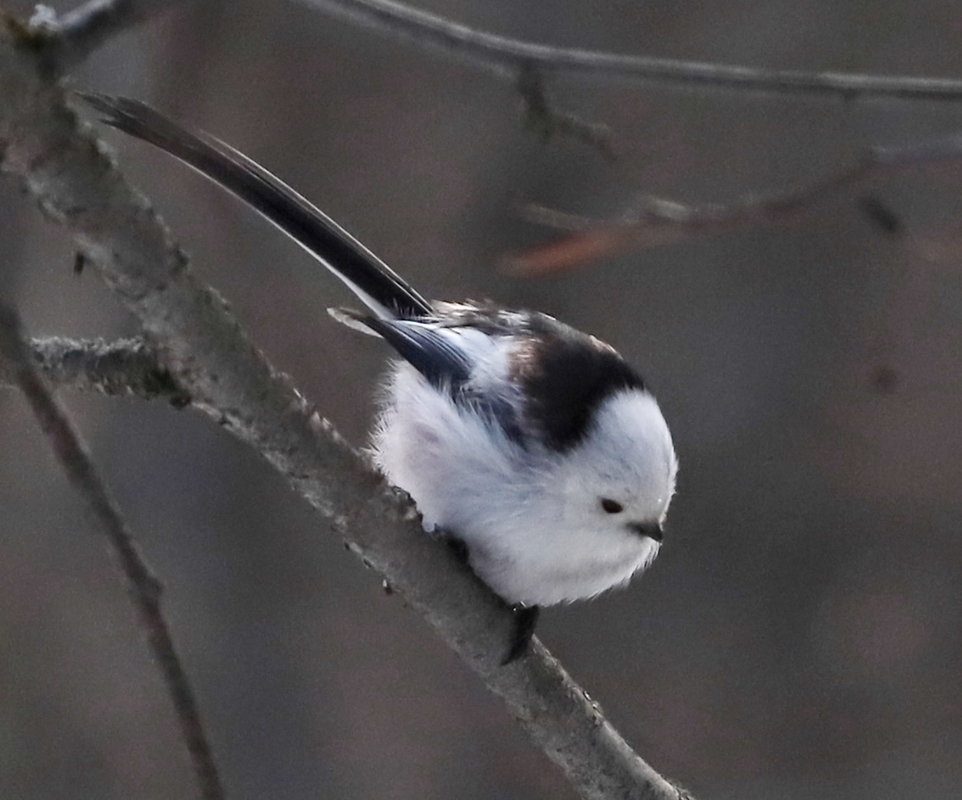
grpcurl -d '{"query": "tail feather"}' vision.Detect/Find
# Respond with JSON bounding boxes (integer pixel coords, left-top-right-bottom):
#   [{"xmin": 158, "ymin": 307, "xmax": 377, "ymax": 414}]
[{"xmin": 78, "ymin": 92, "xmax": 434, "ymax": 321}]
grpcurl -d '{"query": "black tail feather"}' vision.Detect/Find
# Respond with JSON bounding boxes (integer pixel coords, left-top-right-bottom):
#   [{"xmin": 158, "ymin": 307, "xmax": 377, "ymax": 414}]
[{"xmin": 78, "ymin": 92, "xmax": 433, "ymax": 321}]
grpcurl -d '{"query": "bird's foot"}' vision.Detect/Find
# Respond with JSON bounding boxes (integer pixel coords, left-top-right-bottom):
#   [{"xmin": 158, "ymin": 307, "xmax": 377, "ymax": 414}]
[
  {"xmin": 445, "ymin": 535, "xmax": 470, "ymax": 565},
  {"xmin": 442, "ymin": 537, "xmax": 538, "ymax": 665},
  {"xmin": 502, "ymin": 604, "xmax": 540, "ymax": 665}
]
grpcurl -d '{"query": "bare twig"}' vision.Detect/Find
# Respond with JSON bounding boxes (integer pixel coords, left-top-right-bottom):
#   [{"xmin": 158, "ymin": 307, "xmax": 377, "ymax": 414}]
[
  {"xmin": 0, "ymin": 335, "xmax": 188, "ymax": 402},
  {"xmin": 516, "ymin": 62, "xmax": 615, "ymax": 159},
  {"xmin": 24, "ymin": 0, "xmax": 194, "ymax": 73},
  {"xmin": 0, "ymin": 24, "xmax": 687, "ymax": 800},
  {"xmin": 304, "ymin": 0, "xmax": 962, "ymax": 101},
  {"xmin": 505, "ymin": 134, "xmax": 962, "ymax": 275},
  {"xmin": 0, "ymin": 303, "xmax": 224, "ymax": 800}
]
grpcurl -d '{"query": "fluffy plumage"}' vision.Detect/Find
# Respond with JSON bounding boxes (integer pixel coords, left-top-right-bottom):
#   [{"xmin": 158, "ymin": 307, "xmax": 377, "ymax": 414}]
[{"xmin": 82, "ymin": 93, "xmax": 678, "ymax": 612}]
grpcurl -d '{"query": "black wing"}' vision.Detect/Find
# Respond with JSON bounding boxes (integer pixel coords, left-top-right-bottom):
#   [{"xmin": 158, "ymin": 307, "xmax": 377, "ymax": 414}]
[
  {"xmin": 353, "ymin": 317, "xmax": 473, "ymax": 389},
  {"xmin": 79, "ymin": 93, "xmax": 433, "ymax": 322},
  {"xmin": 344, "ymin": 312, "xmax": 525, "ymax": 444}
]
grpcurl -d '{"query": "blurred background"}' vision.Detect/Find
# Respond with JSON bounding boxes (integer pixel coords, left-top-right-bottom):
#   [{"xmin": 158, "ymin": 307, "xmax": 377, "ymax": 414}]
[{"xmin": 2, "ymin": 1, "xmax": 962, "ymax": 798}]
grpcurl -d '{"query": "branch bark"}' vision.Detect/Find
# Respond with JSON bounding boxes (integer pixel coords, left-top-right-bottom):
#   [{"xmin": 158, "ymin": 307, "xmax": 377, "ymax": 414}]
[
  {"xmin": 0, "ymin": 303, "xmax": 225, "ymax": 800},
  {"xmin": 0, "ymin": 335, "xmax": 187, "ymax": 401},
  {"xmin": 0, "ymin": 19, "xmax": 687, "ymax": 800},
  {"xmin": 305, "ymin": 0, "xmax": 962, "ymax": 101}
]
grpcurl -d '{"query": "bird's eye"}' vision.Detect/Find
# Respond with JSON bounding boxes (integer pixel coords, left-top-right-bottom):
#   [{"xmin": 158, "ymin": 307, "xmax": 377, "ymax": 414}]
[{"xmin": 600, "ymin": 498, "xmax": 624, "ymax": 514}]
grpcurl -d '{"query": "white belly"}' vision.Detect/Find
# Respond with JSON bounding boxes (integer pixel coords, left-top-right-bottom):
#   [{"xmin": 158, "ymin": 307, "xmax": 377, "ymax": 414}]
[{"xmin": 467, "ymin": 528, "xmax": 659, "ymax": 607}]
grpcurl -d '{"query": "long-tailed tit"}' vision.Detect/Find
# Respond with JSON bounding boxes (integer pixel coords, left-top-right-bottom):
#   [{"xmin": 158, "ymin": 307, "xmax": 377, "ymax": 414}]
[{"xmin": 81, "ymin": 95, "xmax": 678, "ymax": 662}]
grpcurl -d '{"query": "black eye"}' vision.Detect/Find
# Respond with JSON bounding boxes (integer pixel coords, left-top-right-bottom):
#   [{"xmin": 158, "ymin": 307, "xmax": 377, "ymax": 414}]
[{"xmin": 600, "ymin": 498, "xmax": 624, "ymax": 514}]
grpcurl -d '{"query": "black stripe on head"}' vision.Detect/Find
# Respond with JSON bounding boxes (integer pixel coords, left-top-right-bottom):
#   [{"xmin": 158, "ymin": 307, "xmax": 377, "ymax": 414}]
[{"xmin": 512, "ymin": 317, "xmax": 645, "ymax": 451}]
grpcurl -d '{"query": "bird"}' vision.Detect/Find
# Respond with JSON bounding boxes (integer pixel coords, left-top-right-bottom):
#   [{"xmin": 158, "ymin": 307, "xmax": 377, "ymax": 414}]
[{"xmin": 80, "ymin": 93, "xmax": 678, "ymax": 663}]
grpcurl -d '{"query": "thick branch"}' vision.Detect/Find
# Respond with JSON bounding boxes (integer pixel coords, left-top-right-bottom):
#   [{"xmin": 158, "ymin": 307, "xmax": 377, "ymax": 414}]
[
  {"xmin": 0, "ymin": 335, "xmax": 187, "ymax": 401},
  {"xmin": 306, "ymin": 0, "xmax": 962, "ymax": 101},
  {"xmin": 504, "ymin": 134, "xmax": 962, "ymax": 275},
  {"xmin": 0, "ymin": 23, "xmax": 687, "ymax": 800},
  {"xmin": 0, "ymin": 304, "xmax": 224, "ymax": 800}
]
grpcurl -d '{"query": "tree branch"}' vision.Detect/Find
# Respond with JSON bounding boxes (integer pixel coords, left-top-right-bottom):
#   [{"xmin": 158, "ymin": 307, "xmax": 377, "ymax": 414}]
[
  {"xmin": 0, "ymin": 21, "xmax": 688, "ymax": 800},
  {"xmin": 24, "ymin": 0, "xmax": 194, "ymax": 74},
  {"xmin": 0, "ymin": 335, "xmax": 188, "ymax": 401},
  {"xmin": 0, "ymin": 303, "xmax": 225, "ymax": 800},
  {"xmin": 504, "ymin": 133, "xmax": 962, "ymax": 275},
  {"xmin": 304, "ymin": 0, "xmax": 962, "ymax": 101},
  {"xmin": 516, "ymin": 62, "xmax": 615, "ymax": 159}
]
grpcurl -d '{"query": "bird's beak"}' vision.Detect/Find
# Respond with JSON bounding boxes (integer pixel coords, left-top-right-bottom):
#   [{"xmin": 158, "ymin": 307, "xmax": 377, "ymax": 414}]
[{"xmin": 627, "ymin": 521, "xmax": 663, "ymax": 542}]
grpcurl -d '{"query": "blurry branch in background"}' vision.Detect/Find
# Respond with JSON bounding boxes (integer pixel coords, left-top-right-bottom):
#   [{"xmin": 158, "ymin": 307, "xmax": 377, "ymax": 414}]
[
  {"xmin": 23, "ymin": 0, "xmax": 194, "ymax": 73},
  {"xmin": 0, "ymin": 15, "xmax": 689, "ymax": 800},
  {"xmin": 26, "ymin": 0, "xmax": 962, "ymax": 158},
  {"xmin": 516, "ymin": 62, "xmax": 616, "ymax": 160},
  {"xmin": 0, "ymin": 336, "xmax": 188, "ymax": 402},
  {"xmin": 305, "ymin": 0, "xmax": 962, "ymax": 101},
  {"xmin": 503, "ymin": 134, "xmax": 962, "ymax": 275},
  {"xmin": 0, "ymin": 305, "xmax": 226, "ymax": 800}
]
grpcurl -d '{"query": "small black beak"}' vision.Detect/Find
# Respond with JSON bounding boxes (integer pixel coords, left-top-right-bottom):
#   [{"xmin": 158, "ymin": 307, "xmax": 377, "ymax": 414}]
[{"xmin": 627, "ymin": 521, "xmax": 663, "ymax": 542}]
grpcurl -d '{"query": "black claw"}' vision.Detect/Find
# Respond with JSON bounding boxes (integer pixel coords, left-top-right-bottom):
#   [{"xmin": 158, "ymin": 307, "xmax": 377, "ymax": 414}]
[
  {"xmin": 502, "ymin": 604, "xmax": 540, "ymax": 665},
  {"xmin": 440, "ymin": 538, "xmax": 538, "ymax": 664},
  {"xmin": 446, "ymin": 535, "xmax": 470, "ymax": 565}
]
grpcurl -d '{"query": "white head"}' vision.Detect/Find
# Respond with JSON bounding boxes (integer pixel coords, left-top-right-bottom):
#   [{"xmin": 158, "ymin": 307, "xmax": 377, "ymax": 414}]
[
  {"xmin": 554, "ymin": 389, "xmax": 677, "ymax": 543},
  {"xmin": 469, "ymin": 386, "xmax": 678, "ymax": 605}
]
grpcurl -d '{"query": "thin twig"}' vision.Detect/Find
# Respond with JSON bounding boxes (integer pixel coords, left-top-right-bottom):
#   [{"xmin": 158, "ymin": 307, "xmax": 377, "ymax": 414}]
[
  {"xmin": 505, "ymin": 133, "xmax": 962, "ymax": 275},
  {"xmin": 0, "ymin": 25, "xmax": 687, "ymax": 800},
  {"xmin": 516, "ymin": 62, "xmax": 615, "ymax": 160},
  {"xmin": 24, "ymin": 0, "xmax": 194, "ymax": 73},
  {"xmin": 0, "ymin": 303, "xmax": 224, "ymax": 800},
  {"xmin": 304, "ymin": 0, "xmax": 962, "ymax": 101},
  {"xmin": 0, "ymin": 335, "xmax": 188, "ymax": 402}
]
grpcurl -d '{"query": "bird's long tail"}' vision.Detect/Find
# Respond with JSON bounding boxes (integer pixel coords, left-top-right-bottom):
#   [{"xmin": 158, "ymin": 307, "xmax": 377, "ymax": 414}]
[{"xmin": 79, "ymin": 93, "xmax": 433, "ymax": 322}]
